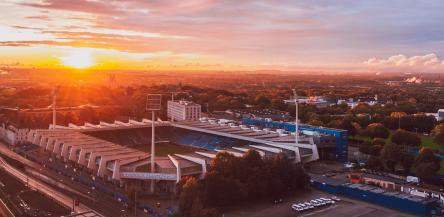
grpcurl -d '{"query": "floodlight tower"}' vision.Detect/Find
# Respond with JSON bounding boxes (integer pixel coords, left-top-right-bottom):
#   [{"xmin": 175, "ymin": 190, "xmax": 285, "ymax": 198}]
[
  {"xmin": 146, "ymin": 94, "xmax": 161, "ymax": 193},
  {"xmin": 292, "ymin": 89, "xmax": 299, "ymax": 146},
  {"xmin": 171, "ymin": 92, "xmax": 174, "ymax": 123},
  {"xmin": 52, "ymin": 86, "xmax": 59, "ymax": 129}
]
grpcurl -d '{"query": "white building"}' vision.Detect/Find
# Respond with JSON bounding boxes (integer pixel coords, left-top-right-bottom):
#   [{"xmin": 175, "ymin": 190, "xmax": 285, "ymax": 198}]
[{"xmin": 167, "ymin": 100, "xmax": 201, "ymax": 121}]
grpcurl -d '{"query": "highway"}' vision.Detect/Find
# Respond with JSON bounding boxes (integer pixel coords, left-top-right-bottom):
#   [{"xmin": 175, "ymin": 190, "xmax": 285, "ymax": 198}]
[
  {"xmin": 0, "ymin": 156, "xmax": 92, "ymax": 214},
  {"xmin": 0, "ymin": 144, "xmax": 147, "ymax": 217}
]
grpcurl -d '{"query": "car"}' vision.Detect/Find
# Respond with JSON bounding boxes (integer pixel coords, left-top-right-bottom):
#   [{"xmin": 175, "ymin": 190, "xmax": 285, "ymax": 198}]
[
  {"xmin": 291, "ymin": 204, "xmax": 303, "ymax": 212},
  {"xmin": 304, "ymin": 202, "xmax": 314, "ymax": 209},
  {"xmin": 319, "ymin": 198, "xmax": 333, "ymax": 205},
  {"xmin": 310, "ymin": 200, "xmax": 320, "ymax": 207},
  {"xmin": 315, "ymin": 199, "xmax": 326, "ymax": 205},
  {"xmin": 331, "ymin": 196, "xmax": 341, "ymax": 201},
  {"xmin": 296, "ymin": 203, "xmax": 307, "ymax": 211}
]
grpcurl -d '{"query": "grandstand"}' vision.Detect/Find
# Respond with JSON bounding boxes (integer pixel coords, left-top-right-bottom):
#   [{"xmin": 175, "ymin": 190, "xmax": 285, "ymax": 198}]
[{"xmin": 15, "ymin": 118, "xmax": 320, "ymax": 193}]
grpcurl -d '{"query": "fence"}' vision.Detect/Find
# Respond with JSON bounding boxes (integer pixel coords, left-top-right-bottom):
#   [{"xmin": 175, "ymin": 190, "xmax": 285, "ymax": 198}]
[{"xmin": 311, "ymin": 180, "xmax": 441, "ymax": 216}]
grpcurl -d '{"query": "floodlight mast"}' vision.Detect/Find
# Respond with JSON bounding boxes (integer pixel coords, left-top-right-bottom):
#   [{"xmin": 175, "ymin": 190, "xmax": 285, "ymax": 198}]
[
  {"xmin": 146, "ymin": 94, "xmax": 161, "ymax": 193},
  {"xmin": 292, "ymin": 89, "xmax": 299, "ymax": 146},
  {"xmin": 171, "ymin": 92, "xmax": 174, "ymax": 123},
  {"xmin": 151, "ymin": 109, "xmax": 155, "ymax": 192},
  {"xmin": 52, "ymin": 86, "xmax": 59, "ymax": 129}
]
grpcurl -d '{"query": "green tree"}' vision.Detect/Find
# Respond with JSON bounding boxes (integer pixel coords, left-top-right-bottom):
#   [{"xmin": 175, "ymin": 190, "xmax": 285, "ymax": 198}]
[
  {"xmin": 400, "ymin": 154, "xmax": 415, "ymax": 174},
  {"xmin": 391, "ymin": 129, "xmax": 421, "ymax": 147},
  {"xmin": 365, "ymin": 123, "xmax": 390, "ymax": 139},
  {"xmin": 359, "ymin": 141, "xmax": 372, "ymax": 155},
  {"xmin": 380, "ymin": 143, "xmax": 401, "ymax": 172},
  {"xmin": 433, "ymin": 123, "xmax": 444, "ymax": 147},
  {"xmin": 367, "ymin": 156, "xmax": 383, "ymax": 170},
  {"xmin": 414, "ymin": 148, "xmax": 442, "ymax": 184},
  {"xmin": 341, "ymin": 118, "xmax": 357, "ymax": 136}
]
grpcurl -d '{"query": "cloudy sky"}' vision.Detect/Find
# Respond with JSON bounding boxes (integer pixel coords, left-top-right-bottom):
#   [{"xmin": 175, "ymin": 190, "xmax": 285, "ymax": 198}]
[{"xmin": 1, "ymin": 0, "xmax": 444, "ymax": 72}]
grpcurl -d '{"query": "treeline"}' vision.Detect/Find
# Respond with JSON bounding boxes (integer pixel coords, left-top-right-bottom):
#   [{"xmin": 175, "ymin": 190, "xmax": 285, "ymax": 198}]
[
  {"xmin": 359, "ymin": 128, "xmax": 442, "ymax": 185},
  {"xmin": 175, "ymin": 151, "xmax": 310, "ymax": 217}
]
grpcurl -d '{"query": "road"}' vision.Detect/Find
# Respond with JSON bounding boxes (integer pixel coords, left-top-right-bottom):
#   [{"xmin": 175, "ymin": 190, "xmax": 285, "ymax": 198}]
[
  {"xmin": 0, "ymin": 156, "xmax": 92, "ymax": 214},
  {"xmin": 0, "ymin": 143, "xmax": 148, "ymax": 217}
]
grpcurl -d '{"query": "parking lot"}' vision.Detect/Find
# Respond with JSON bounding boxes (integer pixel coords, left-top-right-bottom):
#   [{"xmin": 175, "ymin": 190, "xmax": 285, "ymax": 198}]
[{"xmin": 225, "ymin": 189, "xmax": 415, "ymax": 217}]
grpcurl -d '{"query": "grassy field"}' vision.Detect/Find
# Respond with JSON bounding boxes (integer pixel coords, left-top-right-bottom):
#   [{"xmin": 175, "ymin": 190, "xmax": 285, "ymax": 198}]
[
  {"xmin": 133, "ymin": 142, "xmax": 196, "ymax": 156},
  {"xmin": 420, "ymin": 135, "xmax": 444, "ymax": 152}
]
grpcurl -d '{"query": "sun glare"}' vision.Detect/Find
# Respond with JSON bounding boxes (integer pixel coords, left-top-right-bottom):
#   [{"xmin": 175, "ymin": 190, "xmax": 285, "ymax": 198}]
[{"xmin": 61, "ymin": 48, "xmax": 95, "ymax": 69}]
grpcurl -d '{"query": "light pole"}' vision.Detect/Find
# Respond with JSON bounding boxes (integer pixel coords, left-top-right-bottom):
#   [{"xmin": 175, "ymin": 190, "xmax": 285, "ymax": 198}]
[
  {"xmin": 146, "ymin": 94, "xmax": 161, "ymax": 194},
  {"xmin": 151, "ymin": 109, "xmax": 155, "ymax": 192},
  {"xmin": 52, "ymin": 86, "xmax": 59, "ymax": 129},
  {"xmin": 292, "ymin": 89, "xmax": 299, "ymax": 146}
]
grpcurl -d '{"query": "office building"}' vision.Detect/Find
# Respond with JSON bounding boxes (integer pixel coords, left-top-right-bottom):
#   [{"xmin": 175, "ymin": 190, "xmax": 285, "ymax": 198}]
[{"xmin": 167, "ymin": 100, "xmax": 201, "ymax": 121}]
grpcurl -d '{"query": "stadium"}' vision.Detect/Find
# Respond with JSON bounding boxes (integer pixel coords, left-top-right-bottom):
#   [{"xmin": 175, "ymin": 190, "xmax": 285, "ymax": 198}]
[{"xmin": 15, "ymin": 118, "xmax": 329, "ymax": 194}]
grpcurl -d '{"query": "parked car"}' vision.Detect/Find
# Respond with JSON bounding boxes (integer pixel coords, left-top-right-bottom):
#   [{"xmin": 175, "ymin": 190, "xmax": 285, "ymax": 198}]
[
  {"xmin": 296, "ymin": 203, "xmax": 307, "ymax": 211},
  {"xmin": 315, "ymin": 199, "xmax": 327, "ymax": 205},
  {"xmin": 291, "ymin": 204, "xmax": 303, "ymax": 212},
  {"xmin": 304, "ymin": 202, "xmax": 314, "ymax": 209},
  {"xmin": 319, "ymin": 198, "xmax": 334, "ymax": 204},
  {"xmin": 331, "ymin": 196, "xmax": 341, "ymax": 201},
  {"xmin": 310, "ymin": 199, "xmax": 322, "ymax": 207}
]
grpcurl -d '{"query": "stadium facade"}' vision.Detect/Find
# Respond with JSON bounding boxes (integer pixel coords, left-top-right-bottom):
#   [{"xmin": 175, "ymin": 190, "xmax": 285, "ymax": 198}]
[{"xmin": 15, "ymin": 118, "xmax": 340, "ymax": 192}]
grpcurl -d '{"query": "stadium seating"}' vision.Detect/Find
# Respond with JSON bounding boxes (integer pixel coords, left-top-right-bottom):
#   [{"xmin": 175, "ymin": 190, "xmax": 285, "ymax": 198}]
[{"xmin": 85, "ymin": 126, "xmax": 255, "ymax": 151}]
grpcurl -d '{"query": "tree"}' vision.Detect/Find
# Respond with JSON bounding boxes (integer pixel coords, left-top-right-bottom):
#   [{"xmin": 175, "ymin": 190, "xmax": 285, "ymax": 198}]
[
  {"xmin": 391, "ymin": 129, "xmax": 421, "ymax": 147},
  {"xmin": 415, "ymin": 162, "xmax": 441, "ymax": 184},
  {"xmin": 367, "ymin": 156, "xmax": 383, "ymax": 170},
  {"xmin": 359, "ymin": 141, "xmax": 372, "ymax": 155},
  {"xmin": 341, "ymin": 118, "xmax": 357, "ymax": 136},
  {"xmin": 414, "ymin": 148, "xmax": 442, "ymax": 184},
  {"xmin": 390, "ymin": 112, "xmax": 407, "ymax": 129},
  {"xmin": 400, "ymin": 154, "xmax": 415, "ymax": 174},
  {"xmin": 380, "ymin": 143, "xmax": 401, "ymax": 172},
  {"xmin": 365, "ymin": 123, "xmax": 390, "ymax": 139},
  {"xmin": 308, "ymin": 119, "xmax": 323, "ymax": 126},
  {"xmin": 177, "ymin": 151, "xmax": 310, "ymax": 215},
  {"xmin": 414, "ymin": 114, "xmax": 436, "ymax": 133},
  {"xmin": 415, "ymin": 148, "xmax": 441, "ymax": 167},
  {"xmin": 433, "ymin": 123, "xmax": 444, "ymax": 147},
  {"xmin": 178, "ymin": 178, "xmax": 200, "ymax": 217},
  {"xmin": 254, "ymin": 95, "xmax": 271, "ymax": 108},
  {"xmin": 352, "ymin": 103, "xmax": 372, "ymax": 114}
]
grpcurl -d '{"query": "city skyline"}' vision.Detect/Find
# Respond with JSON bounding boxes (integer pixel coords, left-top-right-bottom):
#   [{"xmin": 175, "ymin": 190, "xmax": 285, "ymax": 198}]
[{"xmin": 1, "ymin": 0, "xmax": 444, "ymax": 72}]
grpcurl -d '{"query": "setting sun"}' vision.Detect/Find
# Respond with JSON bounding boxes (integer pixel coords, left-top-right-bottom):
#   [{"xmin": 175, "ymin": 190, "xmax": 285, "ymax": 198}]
[{"xmin": 60, "ymin": 48, "xmax": 95, "ymax": 69}]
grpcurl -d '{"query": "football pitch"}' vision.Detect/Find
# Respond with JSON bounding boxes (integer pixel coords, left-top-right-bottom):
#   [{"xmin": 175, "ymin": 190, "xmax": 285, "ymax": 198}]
[{"xmin": 133, "ymin": 142, "xmax": 196, "ymax": 156}]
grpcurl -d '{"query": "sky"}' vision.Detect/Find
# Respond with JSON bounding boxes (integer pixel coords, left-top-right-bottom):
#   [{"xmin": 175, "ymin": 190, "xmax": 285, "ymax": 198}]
[{"xmin": 1, "ymin": 0, "xmax": 444, "ymax": 72}]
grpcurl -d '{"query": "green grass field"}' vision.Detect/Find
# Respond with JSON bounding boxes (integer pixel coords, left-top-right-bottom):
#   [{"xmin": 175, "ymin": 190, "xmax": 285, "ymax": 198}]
[
  {"xmin": 420, "ymin": 135, "xmax": 444, "ymax": 152},
  {"xmin": 133, "ymin": 142, "xmax": 196, "ymax": 156}
]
